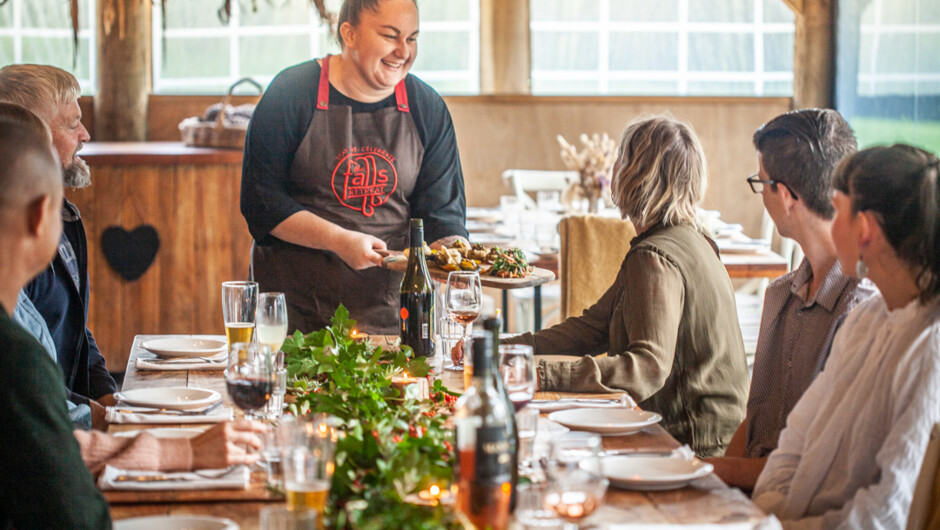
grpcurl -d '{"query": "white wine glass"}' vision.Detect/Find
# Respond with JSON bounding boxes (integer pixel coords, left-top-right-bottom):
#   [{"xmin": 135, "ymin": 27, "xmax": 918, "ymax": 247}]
[
  {"xmin": 222, "ymin": 281, "xmax": 258, "ymax": 350},
  {"xmin": 498, "ymin": 344, "xmax": 536, "ymax": 411},
  {"xmin": 445, "ymin": 271, "xmax": 482, "ymax": 373},
  {"xmin": 544, "ymin": 432, "xmax": 608, "ymax": 528},
  {"xmin": 257, "ymin": 292, "xmax": 288, "ymax": 352}
]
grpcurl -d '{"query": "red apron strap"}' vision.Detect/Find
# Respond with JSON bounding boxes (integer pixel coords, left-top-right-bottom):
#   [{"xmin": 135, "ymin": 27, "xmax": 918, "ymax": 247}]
[
  {"xmin": 316, "ymin": 55, "xmax": 331, "ymax": 110},
  {"xmin": 395, "ymin": 78, "xmax": 409, "ymax": 113}
]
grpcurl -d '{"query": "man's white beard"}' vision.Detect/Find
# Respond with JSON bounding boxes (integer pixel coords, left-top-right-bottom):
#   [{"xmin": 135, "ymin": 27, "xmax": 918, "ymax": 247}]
[{"xmin": 64, "ymin": 156, "xmax": 91, "ymax": 189}]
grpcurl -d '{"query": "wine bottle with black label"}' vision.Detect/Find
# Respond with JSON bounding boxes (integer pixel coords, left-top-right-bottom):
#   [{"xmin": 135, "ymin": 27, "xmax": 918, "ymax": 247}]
[
  {"xmin": 484, "ymin": 316, "xmax": 519, "ymax": 513},
  {"xmin": 454, "ymin": 326, "xmax": 515, "ymax": 530},
  {"xmin": 399, "ymin": 218, "xmax": 434, "ymax": 357}
]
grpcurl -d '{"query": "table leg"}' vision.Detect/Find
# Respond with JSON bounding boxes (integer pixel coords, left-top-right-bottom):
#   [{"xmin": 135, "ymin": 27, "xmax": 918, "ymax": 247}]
[{"xmin": 534, "ymin": 285, "xmax": 542, "ymax": 331}]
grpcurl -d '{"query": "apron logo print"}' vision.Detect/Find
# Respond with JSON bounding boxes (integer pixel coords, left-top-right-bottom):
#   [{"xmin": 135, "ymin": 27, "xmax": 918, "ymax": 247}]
[{"xmin": 331, "ymin": 150, "xmax": 399, "ymax": 217}]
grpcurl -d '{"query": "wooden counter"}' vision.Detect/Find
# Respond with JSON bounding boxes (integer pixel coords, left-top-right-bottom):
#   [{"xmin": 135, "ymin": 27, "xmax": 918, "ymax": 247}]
[{"xmin": 70, "ymin": 142, "xmax": 252, "ymax": 372}]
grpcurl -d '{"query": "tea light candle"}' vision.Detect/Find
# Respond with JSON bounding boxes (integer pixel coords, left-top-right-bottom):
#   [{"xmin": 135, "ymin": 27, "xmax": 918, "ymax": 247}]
[
  {"xmin": 390, "ymin": 372, "xmax": 430, "ymax": 400},
  {"xmin": 405, "ymin": 484, "xmax": 454, "ymax": 506}
]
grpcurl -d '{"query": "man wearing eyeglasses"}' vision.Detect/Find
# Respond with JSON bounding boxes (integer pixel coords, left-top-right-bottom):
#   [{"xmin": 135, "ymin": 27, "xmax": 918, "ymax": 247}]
[{"xmin": 707, "ymin": 109, "xmax": 876, "ymax": 490}]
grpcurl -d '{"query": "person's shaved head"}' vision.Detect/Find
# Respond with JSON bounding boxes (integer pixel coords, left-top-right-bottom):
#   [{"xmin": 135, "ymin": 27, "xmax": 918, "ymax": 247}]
[
  {"xmin": 0, "ymin": 119, "xmax": 61, "ymax": 214},
  {"xmin": 0, "ymin": 102, "xmax": 52, "ymax": 143}
]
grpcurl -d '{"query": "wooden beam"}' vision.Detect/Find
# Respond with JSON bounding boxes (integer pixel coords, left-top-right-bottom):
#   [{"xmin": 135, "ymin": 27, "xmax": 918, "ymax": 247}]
[
  {"xmin": 95, "ymin": 0, "xmax": 151, "ymax": 141},
  {"xmin": 782, "ymin": 0, "xmax": 804, "ymax": 15},
  {"xmin": 479, "ymin": 0, "xmax": 530, "ymax": 95},
  {"xmin": 792, "ymin": 0, "xmax": 835, "ymax": 109}
]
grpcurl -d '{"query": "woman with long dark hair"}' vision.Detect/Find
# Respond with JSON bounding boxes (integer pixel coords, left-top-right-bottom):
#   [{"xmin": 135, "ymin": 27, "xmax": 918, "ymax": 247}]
[{"xmin": 753, "ymin": 144, "xmax": 940, "ymax": 528}]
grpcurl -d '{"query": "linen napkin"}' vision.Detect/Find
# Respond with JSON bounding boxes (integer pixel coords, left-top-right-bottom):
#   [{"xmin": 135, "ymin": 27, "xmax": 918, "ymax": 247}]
[
  {"xmin": 106, "ymin": 404, "xmax": 234, "ymax": 424},
  {"xmin": 135, "ymin": 351, "xmax": 227, "ymax": 371},
  {"xmin": 528, "ymin": 393, "xmax": 636, "ymax": 413},
  {"xmin": 97, "ymin": 464, "xmax": 249, "ymax": 491}
]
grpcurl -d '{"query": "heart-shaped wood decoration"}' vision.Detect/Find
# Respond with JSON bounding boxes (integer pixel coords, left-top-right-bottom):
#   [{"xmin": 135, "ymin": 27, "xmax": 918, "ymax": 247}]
[{"xmin": 100, "ymin": 225, "xmax": 160, "ymax": 281}]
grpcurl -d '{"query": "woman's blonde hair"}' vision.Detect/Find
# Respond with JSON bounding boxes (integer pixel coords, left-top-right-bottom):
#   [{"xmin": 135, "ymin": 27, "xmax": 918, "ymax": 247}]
[
  {"xmin": 0, "ymin": 64, "xmax": 81, "ymax": 123},
  {"xmin": 611, "ymin": 115, "xmax": 707, "ymax": 230}
]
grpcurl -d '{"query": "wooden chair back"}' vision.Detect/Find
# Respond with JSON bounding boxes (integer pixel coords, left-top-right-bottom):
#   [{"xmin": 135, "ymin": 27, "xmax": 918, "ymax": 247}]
[
  {"xmin": 559, "ymin": 214, "xmax": 636, "ymax": 320},
  {"xmin": 907, "ymin": 423, "xmax": 940, "ymax": 530}
]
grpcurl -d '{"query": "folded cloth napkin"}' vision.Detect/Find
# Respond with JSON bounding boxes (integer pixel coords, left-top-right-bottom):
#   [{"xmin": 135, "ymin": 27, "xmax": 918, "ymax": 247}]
[
  {"xmin": 528, "ymin": 393, "xmax": 637, "ymax": 413},
  {"xmin": 135, "ymin": 351, "xmax": 227, "ymax": 371},
  {"xmin": 97, "ymin": 464, "xmax": 249, "ymax": 491},
  {"xmin": 106, "ymin": 404, "xmax": 233, "ymax": 424}
]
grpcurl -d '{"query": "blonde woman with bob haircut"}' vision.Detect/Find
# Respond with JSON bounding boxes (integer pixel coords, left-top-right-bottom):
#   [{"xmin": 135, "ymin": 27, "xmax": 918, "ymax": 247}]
[{"xmin": 505, "ymin": 115, "xmax": 748, "ymax": 457}]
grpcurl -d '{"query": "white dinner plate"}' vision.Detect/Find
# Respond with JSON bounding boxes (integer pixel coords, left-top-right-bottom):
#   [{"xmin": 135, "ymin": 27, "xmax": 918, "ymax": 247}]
[
  {"xmin": 114, "ymin": 427, "xmax": 205, "ymax": 439},
  {"xmin": 114, "ymin": 387, "xmax": 221, "ymax": 411},
  {"xmin": 547, "ymin": 408, "xmax": 661, "ymax": 435},
  {"xmin": 141, "ymin": 337, "xmax": 227, "ymax": 358},
  {"xmin": 114, "ymin": 515, "xmax": 238, "ymax": 530},
  {"xmin": 715, "ymin": 240, "xmax": 769, "ymax": 254},
  {"xmin": 602, "ymin": 455, "xmax": 713, "ymax": 490}
]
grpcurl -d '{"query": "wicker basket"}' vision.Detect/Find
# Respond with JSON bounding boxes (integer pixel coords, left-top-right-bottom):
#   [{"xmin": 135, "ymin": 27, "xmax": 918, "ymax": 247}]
[{"xmin": 179, "ymin": 78, "xmax": 263, "ymax": 149}]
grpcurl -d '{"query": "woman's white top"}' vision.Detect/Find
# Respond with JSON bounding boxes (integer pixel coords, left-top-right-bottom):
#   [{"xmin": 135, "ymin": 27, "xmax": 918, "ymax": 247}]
[{"xmin": 753, "ymin": 293, "xmax": 940, "ymax": 529}]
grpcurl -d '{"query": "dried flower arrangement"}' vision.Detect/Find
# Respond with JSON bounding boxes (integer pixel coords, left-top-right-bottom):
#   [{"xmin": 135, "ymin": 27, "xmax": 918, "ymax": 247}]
[{"xmin": 556, "ymin": 132, "xmax": 618, "ymax": 213}]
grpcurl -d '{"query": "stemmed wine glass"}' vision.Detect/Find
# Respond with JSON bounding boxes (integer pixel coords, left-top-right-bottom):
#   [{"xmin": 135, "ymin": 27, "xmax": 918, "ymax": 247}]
[
  {"xmin": 446, "ymin": 271, "xmax": 482, "ymax": 386},
  {"xmin": 257, "ymin": 292, "xmax": 289, "ymax": 420},
  {"xmin": 544, "ymin": 432, "xmax": 608, "ymax": 528},
  {"xmin": 225, "ymin": 342, "xmax": 273, "ymax": 421},
  {"xmin": 498, "ymin": 344, "xmax": 536, "ymax": 411}
]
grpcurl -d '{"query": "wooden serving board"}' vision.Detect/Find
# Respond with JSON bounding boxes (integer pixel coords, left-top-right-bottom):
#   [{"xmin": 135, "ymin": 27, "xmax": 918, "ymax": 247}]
[{"xmin": 380, "ymin": 250, "xmax": 555, "ymax": 290}]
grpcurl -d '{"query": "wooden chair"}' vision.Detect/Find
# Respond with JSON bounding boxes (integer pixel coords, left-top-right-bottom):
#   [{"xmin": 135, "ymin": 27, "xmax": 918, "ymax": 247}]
[
  {"xmin": 559, "ymin": 214, "xmax": 636, "ymax": 320},
  {"xmin": 502, "ymin": 169, "xmax": 577, "ymax": 210},
  {"xmin": 906, "ymin": 423, "xmax": 940, "ymax": 530}
]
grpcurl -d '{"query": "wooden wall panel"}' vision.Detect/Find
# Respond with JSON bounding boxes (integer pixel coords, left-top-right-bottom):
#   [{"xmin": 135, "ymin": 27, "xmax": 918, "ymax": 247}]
[
  {"xmin": 443, "ymin": 96, "xmax": 793, "ymax": 237},
  {"xmin": 67, "ymin": 161, "xmax": 251, "ymax": 372}
]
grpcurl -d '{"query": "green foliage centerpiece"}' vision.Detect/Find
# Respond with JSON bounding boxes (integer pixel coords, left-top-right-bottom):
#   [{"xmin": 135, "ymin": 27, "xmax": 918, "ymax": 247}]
[{"xmin": 283, "ymin": 306, "xmax": 465, "ymax": 529}]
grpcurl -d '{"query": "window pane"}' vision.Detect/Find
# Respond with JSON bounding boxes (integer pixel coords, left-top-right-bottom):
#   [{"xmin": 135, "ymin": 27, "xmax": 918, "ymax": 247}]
[
  {"xmin": 23, "ymin": 0, "xmax": 71, "ymax": 29},
  {"xmin": 689, "ymin": 0, "xmax": 754, "ymax": 23},
  {"xmin": 764, "ymin": 32, "xmax": 794, "ymax": 72},
  {"xmin": 241, "ymin": 2, "xmax": 312, "ymax": 27},
  {"xmin": 240, "ymin": 35, "xmax": 312, "ymax": 77},
  {"xmin": 836, "ymin": 0, "xmax": 940, "ymax": 155},
  {"xmin": 608, "ymin": 79, "xmax": 681, "ymax": 95},
  {"xmin": 164, "ymin": 0, "xmax": 225, "ymax": 28},
  {"xmin": 688, "ymin": 33, "xmax": 754, "ymax": 72},
  {"xmin": 610, "ymin": 0, "xmax": 678, "ymax": 22},
  {"xmin": 161, "ymin": 38, "xmax": 230, "ymax": 79},
  {"xmin": 763, "ymin": 80, "xmax": 794, "ymax": 96},
  {"xmin": 531, "ymin": 78, "xmax": 601, "ymax": 94},
  {"xmin": 532, "ymin": 32, "xmax": 599, "ymax": 71},
  {"xmin": 610, "ymin": 32, "xmax": 678, "ymax": 71},
  {"xmin": 413, "ymin": 31, "xmax": 470, "ymax": 71},
  {"xmin": 687, "ymin": 81, "xmax": 756, "ymax": 96},
  {"xmin": 418, "ymin": 0, "xmax": 472, "ymax": 21},
  {"xmin": 531, "ymin": 0, "xmax": 600, "ymax": 22},
  {"xmin": 763, "ymin": 0, "xmax": 794, "ymax": 23}
]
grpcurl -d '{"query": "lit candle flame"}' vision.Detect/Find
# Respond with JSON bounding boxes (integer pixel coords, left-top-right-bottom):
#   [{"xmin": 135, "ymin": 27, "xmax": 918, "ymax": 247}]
[
  {"xmin": 429, "ymin": 484, "xmax": 441, "ymax": 496},
  {"xmin": 495, "ymin": 308, "xmax": 501, "ymax": 317},
  {"xmin": 351, "ymin": 329, "xmax": 358, "ymax": 338}
]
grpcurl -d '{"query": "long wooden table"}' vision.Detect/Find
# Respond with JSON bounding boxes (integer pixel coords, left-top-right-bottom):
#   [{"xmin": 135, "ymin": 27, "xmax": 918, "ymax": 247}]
[{"xmin": 109, "ymin": 336, "xmax": 771, "ymax": 528}]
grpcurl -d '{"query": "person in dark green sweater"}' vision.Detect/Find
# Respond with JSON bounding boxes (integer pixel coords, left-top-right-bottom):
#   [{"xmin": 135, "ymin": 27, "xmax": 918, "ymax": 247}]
[{"xmin": 0, "ymin": 119, "xmax": 111, "ymax": 528}]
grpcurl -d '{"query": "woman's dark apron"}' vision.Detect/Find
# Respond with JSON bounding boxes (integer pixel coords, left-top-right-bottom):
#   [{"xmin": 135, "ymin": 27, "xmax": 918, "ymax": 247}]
[{"xmin": 253, "ymin": 55, "xmax": 424, "ymax": 335}]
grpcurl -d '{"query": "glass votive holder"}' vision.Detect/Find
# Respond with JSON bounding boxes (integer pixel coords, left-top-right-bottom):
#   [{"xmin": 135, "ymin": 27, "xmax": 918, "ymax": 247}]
[{"xmin": 259, "ymin": 505, "xmax": 318, "ymax": 530}]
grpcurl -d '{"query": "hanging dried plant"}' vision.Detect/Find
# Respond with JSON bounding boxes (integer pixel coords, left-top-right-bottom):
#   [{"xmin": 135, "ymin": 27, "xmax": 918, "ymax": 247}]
[{"xmin": 64, "ymin": 0, "xmax": 338, "ymax": 69}]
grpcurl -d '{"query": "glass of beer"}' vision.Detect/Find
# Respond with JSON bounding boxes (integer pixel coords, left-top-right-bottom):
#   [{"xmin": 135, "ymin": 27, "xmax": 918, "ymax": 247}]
[
  {"xmin": 280, "ymin": 414, "xmax": 339, "ymax": 523},
  {"xmin": 222, "ymin": 281, "xmax": 258, "ymax": 350}
]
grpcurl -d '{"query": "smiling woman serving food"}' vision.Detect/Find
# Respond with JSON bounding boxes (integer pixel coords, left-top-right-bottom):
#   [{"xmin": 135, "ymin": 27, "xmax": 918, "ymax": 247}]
[
  {"xmin": 501, "ymin": 116, "xmax": 749, "ymax": 457},
  {"xmin": 241, "ymin": 0, "xmax": 468, "ymax": 335}
]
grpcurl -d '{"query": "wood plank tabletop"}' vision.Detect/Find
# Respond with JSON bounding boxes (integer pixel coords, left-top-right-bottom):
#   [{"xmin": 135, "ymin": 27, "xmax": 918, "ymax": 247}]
[{"xmin": 109, "ymin": 335, "xmax": 770, "ymax": 528}]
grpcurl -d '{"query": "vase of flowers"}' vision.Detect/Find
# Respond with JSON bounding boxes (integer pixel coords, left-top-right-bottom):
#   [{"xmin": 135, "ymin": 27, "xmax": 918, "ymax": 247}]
[{"xmin": 557, "ymin": 133, "xmax": 618, "ymax": 214}]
